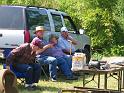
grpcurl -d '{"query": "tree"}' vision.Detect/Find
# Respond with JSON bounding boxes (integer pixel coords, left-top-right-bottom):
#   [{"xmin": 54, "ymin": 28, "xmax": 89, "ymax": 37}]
[
  {"xmin": 59, "ymin": 0, "xmax": 124, "ymax": 56},
  {"xmin": 0, "ymin": 0, "xmax": 124, "ymax": 56}
]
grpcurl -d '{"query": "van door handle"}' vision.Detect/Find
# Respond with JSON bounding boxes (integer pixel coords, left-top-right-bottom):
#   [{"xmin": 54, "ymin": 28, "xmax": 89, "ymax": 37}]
[{"xmin": 0, "ymin": 34, "xmax": 2, "ymax": 37}]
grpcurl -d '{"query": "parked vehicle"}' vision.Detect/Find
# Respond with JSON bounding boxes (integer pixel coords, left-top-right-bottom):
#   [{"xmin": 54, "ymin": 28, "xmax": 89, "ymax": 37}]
[{"xmin": 0, "ymin": 5, "xmax": 91, "ymax": 63}]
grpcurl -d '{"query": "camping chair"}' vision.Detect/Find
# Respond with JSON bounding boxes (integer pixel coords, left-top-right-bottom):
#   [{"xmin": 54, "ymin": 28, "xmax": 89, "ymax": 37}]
[
  {"xmin": 3, "ymin": 64, "xmax": 26, "ymax": 85},
  {"xmin": 35, "ymin": 58, "xmax": 49, "ymax": 80},
  {"xmin": 40, "ymin": 64, "xmax": 49, "ymax": 80}
]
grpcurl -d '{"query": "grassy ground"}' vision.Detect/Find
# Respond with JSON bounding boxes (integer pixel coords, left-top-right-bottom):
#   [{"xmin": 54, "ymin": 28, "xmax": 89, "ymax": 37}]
[
  {"xmin": 0, "ymin": 63, "xmax": 121, "ymax": 93},
  {"xmin": 17, "ymin": 74, "xmax": 119, "ymax": 93}
]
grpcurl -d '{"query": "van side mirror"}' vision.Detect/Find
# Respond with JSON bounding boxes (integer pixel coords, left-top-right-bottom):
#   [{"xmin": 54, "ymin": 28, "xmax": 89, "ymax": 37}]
[{"xmin": 79, "ymin": 29, "xmax": 85, "ymax": 34}]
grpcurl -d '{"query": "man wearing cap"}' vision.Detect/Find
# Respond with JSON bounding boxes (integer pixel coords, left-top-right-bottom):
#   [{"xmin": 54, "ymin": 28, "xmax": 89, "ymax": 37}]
[
  {"xmin": 58, "ymin": 27, "xmax": 78, "ymax": 68},
  {"xmin": 58, "ymin": 27, "xmax": 78, "ymax": 54},
  {"xmin": 33, "ymin": 26, "xmax": 57, "ymax": 82},
  {"xmin": 6, "ymin": 41, "xmax": 41, "ymax": 90}
]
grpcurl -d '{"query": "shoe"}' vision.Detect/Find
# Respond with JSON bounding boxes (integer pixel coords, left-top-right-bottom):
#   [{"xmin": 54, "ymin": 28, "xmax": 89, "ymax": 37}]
[
  {"xmin": 51, "ymin": 78, "xmax": 57, "ymax": 82},
  {"xmin": 32, "ymin": 86, "xmax": 41, "ymax": 90},
  {"xmin": 73, "ymin": 72, "xmax": 81, "ymax": 76},
  {"xmin": 25, "ymin": 84, "xmax": 36, "ymax": 91},
  {"xmin": 25, "ymin": 84, "xmax": 31, "ymax": 88},
  {"xmin": 31, "ymin": 85, "xmax": 37, "ymax": 89},
  {"xmin": 66, "ymin": 76, "xmax": 78, "ymax": 80},
  {"xmin": 26, "ymin": 86, "xmax": 35, "ymax": 91},
  {"xmin": 31, "ymin": 83, "xmax": 37, "ymax": 88}
]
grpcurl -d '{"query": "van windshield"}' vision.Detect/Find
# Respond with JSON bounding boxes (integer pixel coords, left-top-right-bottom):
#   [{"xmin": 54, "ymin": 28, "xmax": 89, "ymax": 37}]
[
  {"xmin": 51, "ymin": 14, "xmax": 63, "ymax": 32},
  {"xmin": 0, "ymin": 7, "xmax": 24, "ymax": 30},
  {"xmin": 63, "ymin": 16, "xmax": 78, "ymax": 33}
]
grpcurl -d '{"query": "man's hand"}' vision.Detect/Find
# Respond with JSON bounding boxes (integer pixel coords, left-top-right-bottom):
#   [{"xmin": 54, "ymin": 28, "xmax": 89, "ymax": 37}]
[
  {"xmin": 67, "ymin": 36, "xmax": 78, "ymax": 45},
  {"xmin": 36, "ymin": 43, "xmax": 54, "ymax": 54},
  {"xmin": 46, "ymin": 44, "xmax": 54, "ymax": 48}
]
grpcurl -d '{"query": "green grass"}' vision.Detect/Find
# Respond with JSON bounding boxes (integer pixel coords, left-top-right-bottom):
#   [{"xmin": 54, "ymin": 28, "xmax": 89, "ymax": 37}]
[
  {"xmin": 17, "ymin": 74, "xmax": 120, "ymax": 93},
  {"xmin": 0, "ymin": 64, "xmax": 121, "ymax": 93}
]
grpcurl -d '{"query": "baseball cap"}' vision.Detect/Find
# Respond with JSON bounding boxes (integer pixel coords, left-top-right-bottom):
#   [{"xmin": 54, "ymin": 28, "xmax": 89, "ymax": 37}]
[
  {"xmin": 61, "ymin": 27, "xmax": 68, "ymax": 32},
  {"xmin": 34, "ymin": 26, "xmax": 45, "ymax": 34}
]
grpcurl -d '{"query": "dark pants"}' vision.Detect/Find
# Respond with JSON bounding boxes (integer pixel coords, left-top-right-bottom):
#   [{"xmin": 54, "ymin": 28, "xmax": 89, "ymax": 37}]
[
  {"xmin": 56, "ymin": 57, "xmax": 73, "ymax": 78},
  {"xmin": 13, "ymin": 63, "xmax": 41, "ymax": 84}
]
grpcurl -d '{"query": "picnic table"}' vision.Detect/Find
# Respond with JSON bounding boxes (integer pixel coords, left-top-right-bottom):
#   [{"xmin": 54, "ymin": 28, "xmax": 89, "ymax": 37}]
[{"xmin": 72, "ymin": 65, "xmax": 124, "ymax": 92}]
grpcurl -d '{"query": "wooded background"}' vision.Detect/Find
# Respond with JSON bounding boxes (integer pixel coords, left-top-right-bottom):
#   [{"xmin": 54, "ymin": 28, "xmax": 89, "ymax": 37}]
[{"xmin": 0, "ymin": 0, "xmax": 124, "ymax": 56}]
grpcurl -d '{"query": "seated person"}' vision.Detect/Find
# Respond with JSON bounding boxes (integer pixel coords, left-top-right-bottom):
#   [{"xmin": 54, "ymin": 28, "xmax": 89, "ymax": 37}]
[
  {"xmin": 32, "ymin": 26, "xmax": 57, "ymax": 82},
  {"xmin": 38, "ymin": 34, "xmax": 78, "ymax": 80},
  {"xmin": 49, "ymin": 34, "xmax": 72, "ymax": 69},
  {"xmin": 58, "ymin": 27, "xmax": 78, "ymax": 55},
  {"xmin": 58, "ymin": 27, "xmax": 89, "ymax": 64},
  {"xmin": 6, "ymin": 40, "xmax": 41, "ymax": 90}
]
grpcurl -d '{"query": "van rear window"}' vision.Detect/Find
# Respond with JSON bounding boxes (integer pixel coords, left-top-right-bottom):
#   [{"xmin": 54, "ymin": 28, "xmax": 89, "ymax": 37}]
[
  {"xmin": 26, "ymin": 8, "xmax": 50, "ymax": 31},
  {"xmin": 0, "ymin": 7, "xmax": 24, "ymax": 30}
]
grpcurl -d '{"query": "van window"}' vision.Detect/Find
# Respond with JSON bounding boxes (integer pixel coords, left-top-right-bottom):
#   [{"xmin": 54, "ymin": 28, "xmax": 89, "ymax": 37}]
[
  {"xmin": 0, "ymin": 7, "xmax": 24, "ymax": 30},
  {"xmin": 63, "ymin": 16, "xmax": 78, "ymax": 33},
  {"xmin": 52, "ymin": 14, "xmax": 63, "ymax": 32},
  {"xmin": 26, "ymin": 8, "xmax": 50, "ymax": 31}
]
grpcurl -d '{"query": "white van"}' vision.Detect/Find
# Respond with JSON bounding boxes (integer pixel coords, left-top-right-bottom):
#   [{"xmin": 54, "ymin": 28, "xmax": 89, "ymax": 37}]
[{"xmin": 0, "ymin": 5, "xmax": 91, "ymax": 63}]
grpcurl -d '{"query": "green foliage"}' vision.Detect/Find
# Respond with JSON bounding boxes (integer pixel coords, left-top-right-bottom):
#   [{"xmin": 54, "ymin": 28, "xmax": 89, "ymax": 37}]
[
  {"xmin": 58, "ymin": 0, "xmax": 84, "ymax": 29},
  {"xmin": 104, "ymin": 45, "xmax": 124, "ymax": 56},
  {"xmin": 0, "ymin": 0, "xmax": 124, "ymax": 56},
  {"xmin": 92, "ymin": 52, "xmax": 103, "ymax": 60},
  {"xmin": 0, "ymin": 0, "xmax": 59, "ymax": 8},
  {"xmin": 59, "ymin": 0, "xmax": 124, "ymax": 56}
]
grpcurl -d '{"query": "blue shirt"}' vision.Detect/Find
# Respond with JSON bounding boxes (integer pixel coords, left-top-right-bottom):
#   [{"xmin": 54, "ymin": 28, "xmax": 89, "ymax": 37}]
[
  {"xmin": 33, "ymin": 37, "xmax": 67, "ymax": 57},
  {"xmin": 41, "ymin": 44, "xmax": 66, "ymax": 58},
  {"xmin": 50, "ymin": 44, "xmax": 66, "ymax": 57},
  {"xmin": 58, "ymin": 36, "xmax": 75, "ymax": 53},
  {"xmin": 33, "ymin": 37, "xmax": 66, "ymax": 57},
  {"xmin": 40, "ymin": 44, "xmax": 66, "ymax": 58}
]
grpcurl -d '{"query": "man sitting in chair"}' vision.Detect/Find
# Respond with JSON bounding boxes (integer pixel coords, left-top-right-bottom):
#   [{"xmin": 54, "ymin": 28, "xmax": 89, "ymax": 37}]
[
  {"xmin": 58, "ymin": 27, "xmax": 78, "ymax": 68},
  {"xmin": 37, "ymin": 34, "xmax": 78, "ymax": 80},
  {"xmin": 32, "ymin": 26, "xmax": 57, "ymax": 82},
  {"xmin": 6, "ymin": 40, "xmax": 41, "ymax": 91},
  {"xmin": 58, "ymin": 27, "xmax": 78, "ymax": 55}
]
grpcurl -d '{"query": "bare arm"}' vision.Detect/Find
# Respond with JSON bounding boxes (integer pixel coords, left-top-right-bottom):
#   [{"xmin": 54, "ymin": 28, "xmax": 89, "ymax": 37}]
[
  {"xmin": 68, "ymin": 36, "xmax": 78, "ymax": 45},
  {"xmin": 36, "ymin": 44, "xmax": 54, "ymax": 54}
]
